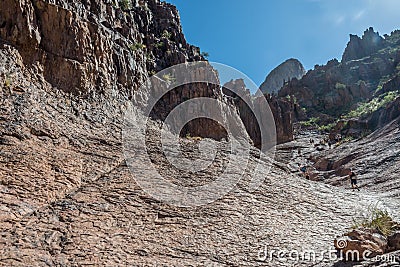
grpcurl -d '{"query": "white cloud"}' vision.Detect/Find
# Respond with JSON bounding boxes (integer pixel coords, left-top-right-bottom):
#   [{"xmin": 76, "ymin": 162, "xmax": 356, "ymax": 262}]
[
  {"xmin": 307, "ymin": 0, "xmax": 400, "ymax": 32},
  {"xmin": 335, "ymin": 15, "xmax": 345, "ymax": 25},
  {"xmin": 368, "ymin": 0, "xmax": 400, "ymax": 11},
  {"xmin": 353, "ymin": 10, "xmax": 365, "ymax": 21}
]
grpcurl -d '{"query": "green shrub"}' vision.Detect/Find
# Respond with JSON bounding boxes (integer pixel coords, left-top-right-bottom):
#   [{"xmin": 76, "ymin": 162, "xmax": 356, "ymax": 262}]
[
  {"xmin": 154, "ymin": 42, "xmax": 164, "ymax": 49},
  {"xmin": 285, "ymin": 95, "xmax": 298, "ymax": 103},
  {"xmin": 318, "ymin": 123, "xmax": 335, "ymax": 133},
  {"xmin": 4, "ymin": 78, "xmax": 11, "ymax": 87},
  {"xmin": 162, "ymin": 73, "xmax": 176, "ymax": 83},
  {"xmin": 383, "ymin": 90, "xmax": 399, "ymax": 103},
  {"xmin": 185, "ymin": 133, "xmax": 202, "ymax": 141},
  {"xmin": 335, "ymin": 82, "xmax": 347, "ymax": 90},
  {"xmin": 200, "ymin": 51, "xmax": 210, "ymax": 59},
  {"xmin": 129, "ymin": 42, "xmax": 146, "ymax": 52},
  {"xmin": 146, "ymin": 53, "xmax": 154, "ymax": 61},
  {"xmin": 375, "ymin": 85, "xmax": 383, "ymax": 93},
  {"xmin": 119, "ymin": 0, "xmax": 131, "ymax": 10},
  {"xmin": 344, "ymin": 90, "xmax": 400, "ymax": 119},
  {"xmin": 162, "ymin": 30, "xmax": 172, "ymax": 39},
  {"xmin": 337, "ymin": 136, "xmax": 354, "ymax": 145},
  {"xmin": 300, "ymin": 117, "xmax": 320, "ymax": 127},
  {"xmin": 352, "ymin": 205, "xmax": 396, "ymax": 237}
]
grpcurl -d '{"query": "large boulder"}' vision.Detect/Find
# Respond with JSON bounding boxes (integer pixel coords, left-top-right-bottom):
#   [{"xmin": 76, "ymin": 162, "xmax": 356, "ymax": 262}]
[
  {"xmin": 388, "ymin": 231, "xmax": 400, "ymax": 252},
  {"xmin": 334, "ymin": 228, "xmax": 388, "ymax": 261}
]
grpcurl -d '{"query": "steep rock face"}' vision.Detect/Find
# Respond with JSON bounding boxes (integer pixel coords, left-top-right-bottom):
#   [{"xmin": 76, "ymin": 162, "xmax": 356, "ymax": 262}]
[
  {"xmin": 0, "ymin": 0, "xmax": 232, "ymax": 219},
  {"xmin": 146, "ymin": 62, "xmax": 232, "ymax": 141},
  {"xmin": 279, "ymin": 29, "xmax": 400, "ymax": 119},
  {"xmin": 1, "ymin": 50, "xmax": 400, "ymax": 266},
  {"xmin": 260, "ymin": 58, "xmax": 305, "ymax": 94},
  {"xmin": 266, "ymin": 94, "xmax": 295, "ymax": 144},
  {"xmin": 1, "ymin": 0, "xmax": 243, "ymax": 141},
  {"xmin": 329, "ymin": 95, "xmax": 400, "ymax": 139},
  {"xmin": 0, "ymin": 0, "xmax": 202, "ymax": 96},
  {"xmin": 342, "ymin": 27, "xmax": 387, "ymax": 62},
  {"xmin": 370, "ymin": 96, "xmax": 400, "ymax": 129},
  {"xmin": 223, "ymin": 79, "xmax": 294, "ymax": 145}
]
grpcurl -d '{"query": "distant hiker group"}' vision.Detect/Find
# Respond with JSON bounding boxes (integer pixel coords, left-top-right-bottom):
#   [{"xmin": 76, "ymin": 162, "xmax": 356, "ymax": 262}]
[
  {"xmin": 297, "ymin": 135, "xmax": 360, "ymax": 191},
  {"xmin": 309, "ymin": 137, "xmax": 334, "ymax": 151}
]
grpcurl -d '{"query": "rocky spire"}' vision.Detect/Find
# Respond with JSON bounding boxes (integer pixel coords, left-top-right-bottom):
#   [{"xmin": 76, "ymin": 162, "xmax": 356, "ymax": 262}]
[
  {"xmin": 260, "ymin": 58, "xmax": 306, "ymax": 94},
  {"xmin": 342, "ymin": 27, "xmax": 387, "ymax": 62}
]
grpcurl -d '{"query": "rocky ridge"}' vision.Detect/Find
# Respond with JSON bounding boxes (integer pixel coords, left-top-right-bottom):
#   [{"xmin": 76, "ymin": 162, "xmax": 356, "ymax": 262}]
[
  {"xmin": 279, "ymin": 28, "xmax": 400, "ymax": 121},
  {"xmin": 342, "ymin": 27, "xmax": 387, "ymax": 62}
]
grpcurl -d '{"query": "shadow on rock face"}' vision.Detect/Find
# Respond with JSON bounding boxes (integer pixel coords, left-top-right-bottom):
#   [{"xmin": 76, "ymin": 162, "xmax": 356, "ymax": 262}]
[{"xmin": 180, "ymin": 118, "xmax": 228, "ymax": 141}]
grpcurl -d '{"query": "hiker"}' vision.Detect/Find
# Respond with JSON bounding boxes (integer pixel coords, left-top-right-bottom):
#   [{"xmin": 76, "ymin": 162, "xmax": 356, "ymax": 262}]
[
  {"xmin": 328, "ymin": 140, "xmax": 332, "ymax": 149},
  {"xmin": 349, "ymin": 170, "xmax": 360, "ymax": 191},
  {"xmin": 300, "ymin": 165, "xmax": 310, "ymax": 180}
]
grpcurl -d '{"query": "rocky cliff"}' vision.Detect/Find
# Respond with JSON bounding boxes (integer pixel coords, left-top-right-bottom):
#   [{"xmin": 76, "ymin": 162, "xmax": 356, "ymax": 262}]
[
  {"xmin": 342, "ymin": 27, "xmax": 387, "ymax": 62},
  {"xmin": 260, "ymin": 58, "xmax": 306, "ymax": 94},
  {"xmin": 279, "ymin": 28, "xmax": 400, "ymax": 122},
  {"xmin": 0, "ymin": 0, "xmax": 204, "ymax": 96},
  {"xmin": 2, "ymin": 0, "xmax": 288, "ymax": 144},
  {"xmin": 223, "ymin": 79, "xmax": 295, "ymax": 145}
]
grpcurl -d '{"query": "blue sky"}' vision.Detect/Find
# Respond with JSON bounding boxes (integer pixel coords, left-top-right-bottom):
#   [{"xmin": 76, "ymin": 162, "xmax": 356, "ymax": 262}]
[{"xmin": 165, "ymin": 0, "xmax": 400, "ymax": 87}]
